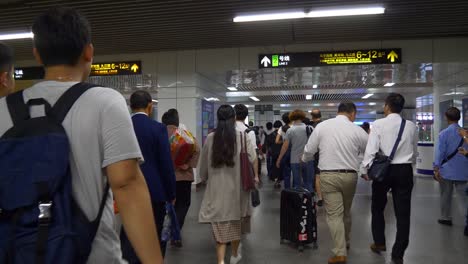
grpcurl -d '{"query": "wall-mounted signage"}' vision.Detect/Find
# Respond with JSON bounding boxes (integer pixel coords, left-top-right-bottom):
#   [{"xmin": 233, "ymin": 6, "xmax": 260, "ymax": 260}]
[
  {"xmin": 90, "ymin": 61, "xmax": 142, "ymax": 76},
  {"xmin": 259, "ymin": 49, "xmax": 402, "ymax": 69},
  {"xmin": 14, "ymin": 66, "xmax": 44, "ymax": 80}
]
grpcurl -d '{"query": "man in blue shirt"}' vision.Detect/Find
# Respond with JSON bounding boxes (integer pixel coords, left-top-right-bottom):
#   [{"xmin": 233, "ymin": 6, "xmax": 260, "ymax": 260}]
[
  {"xmin": 434, "ymin": 107, "xmax": 468, "ymax": 232},
  {"xmin": 121, "ymin": 90, "xmax": 176, "ymax": 263},
  {"xmin": 458, "ymin": 128, "xmax": 468, "ymax": 236}
]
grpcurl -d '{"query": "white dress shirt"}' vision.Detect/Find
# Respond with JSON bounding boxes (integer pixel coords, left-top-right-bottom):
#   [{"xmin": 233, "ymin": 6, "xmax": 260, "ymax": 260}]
[
  {"xmin": 360, "ymin": 113, "xmax": 418, "ymax": 174},
  {"xmin": 236, "ymin": 121, "xmax": 257, "ymax": 149},
  {"xmin": 302, "ymin": 115, "xmax": 369, "ymax": 171}
]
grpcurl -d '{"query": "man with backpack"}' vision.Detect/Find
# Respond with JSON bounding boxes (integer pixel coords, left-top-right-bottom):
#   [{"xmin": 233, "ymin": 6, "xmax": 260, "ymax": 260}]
[{"xmin": 0, "ymin": 7, "xmax": 162, "ymax": 264}]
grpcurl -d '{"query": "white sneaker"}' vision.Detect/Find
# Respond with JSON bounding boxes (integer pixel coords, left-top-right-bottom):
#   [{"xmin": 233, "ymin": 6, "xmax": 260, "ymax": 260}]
[{"xmin": 230, "ymin": 254, "xmax": 242, "ymax": 264}]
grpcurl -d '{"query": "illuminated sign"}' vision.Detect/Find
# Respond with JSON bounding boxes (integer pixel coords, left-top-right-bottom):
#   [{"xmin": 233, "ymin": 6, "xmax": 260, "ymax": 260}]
[
  {"xmin": 14, "ymin": 66, "xmax": 44, "ymax": 80},
  {"xmin": 259, "ymin": 49, "xmax": 402, "ymax": 68},
  {"xmin": 90, "ymin": 61, "xmax": 142, "ymax": 76}
]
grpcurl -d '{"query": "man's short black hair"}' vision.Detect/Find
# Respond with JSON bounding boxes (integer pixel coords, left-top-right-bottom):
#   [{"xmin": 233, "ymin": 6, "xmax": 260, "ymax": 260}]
[
  {"xmin": 273, "ymin": 120, "xmax": 283, "ymax": 129},
  {"xmin": 130, "ymin": 90, "xmax": 152, "ymax": 110},
  {"xmin": 311, "ymin": 109, "xmax": 322, "ymax": 119},
  {"xmin": 162, "ymin": 109, "xmax": 180, "ymax": 127},
  {"xmin": 266, "ymin": 122, "xmax": 273, "ymax": 130},
  {"xmin": 445, "ymin": 107, "xmax": 461, "ymax": 122},
  {"xmin": 385, "ymin": 93, "xmax": 405, "ymax": 114},
  {"xmin": 338, "ymin": 101, "xmax": 357, "ymax": 114},
  {"xmin": 0, "ymin": 42, "xmax": 14, "ymax": 72},
  {"xmin": 234, "ymin": 104, "xmax": 249, "ymax": 121},
  {"xmin": 282, "ymin": 112, "xmax": 290, "ymax": 124},
  {"xmin": 32, "ymin": 7, "xmax": 91, "ymax": 66}
]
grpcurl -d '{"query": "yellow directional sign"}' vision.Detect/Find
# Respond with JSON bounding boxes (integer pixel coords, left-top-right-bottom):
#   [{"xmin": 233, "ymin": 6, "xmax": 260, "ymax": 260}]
[
  {"xmin": 90, "ymin": 61, "xmax": 142, "ymax": 76},
  {"xmin": 387, "ymin": 50, "xmax": 399, "ymax": 63}
]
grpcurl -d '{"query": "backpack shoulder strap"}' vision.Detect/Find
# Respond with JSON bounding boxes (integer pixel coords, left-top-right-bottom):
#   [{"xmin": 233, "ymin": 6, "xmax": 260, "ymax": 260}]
[
  {"xmin": 49, "ymin": 82, "xmax": 100, "ymax": 123},
  {"xmin": 6, "ymin": 90, "xmax": 30, "ymax": 125}
]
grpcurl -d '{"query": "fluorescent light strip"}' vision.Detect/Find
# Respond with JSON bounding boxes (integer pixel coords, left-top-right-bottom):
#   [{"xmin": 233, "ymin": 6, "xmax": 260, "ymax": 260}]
[
  {"xmin": 307, "ymin": 7, "xmax": 385, "ymax": 18},
  {"xmin": 306, "ymin": 95, "xmax": 312, "ymax": 100},
  {"xmin": 0, "ymin": 32, "xmax": 34, "ymax": 40},
  {"xmin": 250, "ymin": 96, "xmax": 260, "ymax": 102},
  {"xmin": 234, "ymin": 12, "xmax": 306, "ymax": 22},
  {"xmin": 362, "ymin": 93, "xmax": 374, "ymax": 99},
  {"xmin": 312, "ymin": 84, "xmax": 318, "ymax": 89},
  {"xmin": 384, "ymin": 83, "xmax": 395, "ymax": 87},
  {"xmin": 233, "ymin": 6, "xmax": 384, "ymax": 23},
  {"xmin": 227, "ymin": 87, "xmax": 238, "ymax": 91}
]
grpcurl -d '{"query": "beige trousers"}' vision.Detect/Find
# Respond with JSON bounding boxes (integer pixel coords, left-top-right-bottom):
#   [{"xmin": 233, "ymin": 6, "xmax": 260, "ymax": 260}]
[{"xmin": 320, "ymin": 172, "xmax": 358, "ymax": 256}]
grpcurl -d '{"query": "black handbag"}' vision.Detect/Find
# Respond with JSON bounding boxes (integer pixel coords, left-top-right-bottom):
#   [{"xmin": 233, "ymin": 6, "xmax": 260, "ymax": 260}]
[
  {"xmin": 368, "ymin": 119, "xmax": 406, "ymax": 182},
  {"xmin": 251, "ymin": 188, "xmax": 260, "ymax": 207}
]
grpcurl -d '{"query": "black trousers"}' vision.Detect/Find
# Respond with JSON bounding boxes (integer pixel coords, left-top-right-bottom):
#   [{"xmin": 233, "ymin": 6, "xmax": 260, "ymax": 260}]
[
  {"xmin": 121, "ymin": 201, "xmax": 167, "ymax": 263},
  {"xmin": 371, "ymin": 164, "xmax": 413, "ymax": 259},
  {"xmin": 175, "ymin": 181, "xmax": 192, "ymax": 230}
]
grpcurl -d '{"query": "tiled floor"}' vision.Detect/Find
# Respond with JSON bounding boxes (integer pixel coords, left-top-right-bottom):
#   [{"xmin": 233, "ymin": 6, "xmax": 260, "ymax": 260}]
[{"xmin": 166, "ymin": 176, "xmax": 468, "ymax": 264}]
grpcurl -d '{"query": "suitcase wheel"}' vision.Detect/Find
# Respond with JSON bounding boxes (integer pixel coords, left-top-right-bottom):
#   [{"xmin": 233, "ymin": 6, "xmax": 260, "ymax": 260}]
[{"xmin": 298, "ymin": 245, "xmax": 304, "ymax": 252}]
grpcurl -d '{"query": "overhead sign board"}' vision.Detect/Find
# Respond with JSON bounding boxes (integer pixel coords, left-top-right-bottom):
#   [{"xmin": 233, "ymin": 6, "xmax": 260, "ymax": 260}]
[
  {"xmin": 259, "ymin": 49, "xmax": 402, "ymax": 69},
  {"xmin": 15, "ymin": 61, "xmax": 143, "ymax": 80},
  {"xmin": 90, "ymin": 61, "xmax": 142, "ymax": 76},
  {"xmin": 14, "ymin": 66, "xmax": 44, "ymax": 80}
]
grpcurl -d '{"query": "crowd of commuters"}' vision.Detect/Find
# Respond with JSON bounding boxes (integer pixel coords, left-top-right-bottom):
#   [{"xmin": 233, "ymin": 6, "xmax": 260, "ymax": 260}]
[{"xmin": 0, "ymin": 6, "xmax": 467, "ymax": 264}]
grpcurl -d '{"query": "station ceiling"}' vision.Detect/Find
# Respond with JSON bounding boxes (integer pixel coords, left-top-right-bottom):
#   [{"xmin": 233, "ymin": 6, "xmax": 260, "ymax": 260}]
[{"xmin": 2, "ymin": 0, "xmax": 468, "ymax": 60}]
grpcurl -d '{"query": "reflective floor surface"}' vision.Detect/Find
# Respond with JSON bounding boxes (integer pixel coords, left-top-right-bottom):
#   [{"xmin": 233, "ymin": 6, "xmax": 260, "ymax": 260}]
[{"xmin": 166, "ymin": 175, "xmax": 468, "ymax": 264}]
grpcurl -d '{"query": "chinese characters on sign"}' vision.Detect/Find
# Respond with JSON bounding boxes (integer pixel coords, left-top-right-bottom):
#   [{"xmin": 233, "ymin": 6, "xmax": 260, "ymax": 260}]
[
  {"xmin": 259, "ymin": 49, "xmax": 402, "ymax": 69},
  {"xmin": 90, "ymin": 61, "xmax": 142, "ymax": 76}
]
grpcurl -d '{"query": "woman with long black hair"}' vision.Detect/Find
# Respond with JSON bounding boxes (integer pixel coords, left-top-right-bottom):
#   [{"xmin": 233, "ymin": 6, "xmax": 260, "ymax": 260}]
[{"xmin": 198, "ymin": 105, "xmax": 259, "ymax": 264}]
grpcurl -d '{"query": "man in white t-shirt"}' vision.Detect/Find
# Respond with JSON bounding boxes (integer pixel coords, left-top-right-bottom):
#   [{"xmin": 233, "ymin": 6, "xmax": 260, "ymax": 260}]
[
  {"xmin": 0, "ymin": 7, "xmax": 162, "ymax": 263},
  {"xmin": 234, "ymin": 104, "xmax": 258, "ymax": 176}
]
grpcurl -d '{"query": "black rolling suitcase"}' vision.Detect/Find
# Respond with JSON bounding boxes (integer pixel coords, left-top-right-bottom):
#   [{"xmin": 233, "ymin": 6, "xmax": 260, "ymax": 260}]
[{"xmin": 280, "ymin": 188, "xmax": 318, "ymax": 252}]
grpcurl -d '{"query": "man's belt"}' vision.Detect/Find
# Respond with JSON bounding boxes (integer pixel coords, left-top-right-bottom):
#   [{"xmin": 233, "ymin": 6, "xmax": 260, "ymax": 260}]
[{"xmin": 321, "ymin": 169, "xmax": 357, "ymax": 173}]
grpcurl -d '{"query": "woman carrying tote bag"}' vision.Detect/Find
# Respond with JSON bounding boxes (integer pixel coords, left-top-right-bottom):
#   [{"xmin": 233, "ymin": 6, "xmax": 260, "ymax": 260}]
[{"xmin": 198, "ymin": 105, "xmax": 259, "ymax": 264}]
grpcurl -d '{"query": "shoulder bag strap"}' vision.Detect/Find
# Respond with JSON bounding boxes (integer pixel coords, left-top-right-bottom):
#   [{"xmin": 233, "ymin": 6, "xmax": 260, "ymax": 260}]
[
  {"xmin": 441, "ymin": 138, "xmax": 465, "ymax": 165},
  {"xmin": 49, "ymin": 82, "xmax": 100, "ymax": 123},
  {"xmin": 389, "ymin": 119, "xmax": 406, "ymax": 161},
  {"xmin": 6, "ymin": 90, "xmax": 30, "ymax": 126}
]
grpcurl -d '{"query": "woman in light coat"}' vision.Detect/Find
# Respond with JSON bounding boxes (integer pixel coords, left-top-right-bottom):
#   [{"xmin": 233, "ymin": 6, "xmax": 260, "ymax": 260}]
[{"xmin": 198, "ymin": 105, "xmax": 259, "ymax": 264}]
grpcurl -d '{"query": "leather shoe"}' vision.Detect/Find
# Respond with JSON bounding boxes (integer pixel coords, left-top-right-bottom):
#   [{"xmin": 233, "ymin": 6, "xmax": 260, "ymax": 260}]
[
  {"xmin": 328, "ymin": 256, "xmax": 346, "ymax": 264},
  {"xmin": 370, "ymin": 244, "xmax": 386, "ymax": 254},
  {"xmin": 464, "ymin": 225, "xmax": 468, "ymax": 237},
  {"xmin": 391, "ymin": 257, "xmax": 404, "ymax": 264},
  {"xmin": 438, "ymin": 219, "xmax": 453, "ymax": 226}
]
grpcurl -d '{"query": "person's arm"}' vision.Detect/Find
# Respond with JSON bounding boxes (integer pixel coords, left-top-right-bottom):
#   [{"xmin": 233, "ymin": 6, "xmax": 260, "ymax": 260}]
[
  {"xmin": 275, "ymin": 129, "xmax": 283, "ymax": 144},
  {"xmin": 412, "ymin": 125, "xmax": 419, "ymax": 165},
  {"xmin": 459, "ymin": 128, "xmax": 468, "ymax": 143},
  {"xmin": 276, "ymin": 139, "xmax": 290, "ymax": 168},
  {"xmin": 433, "ymin": 132, "xmax": 447, "ymax": 181},
  {"xmin": 246, "ymin": 133, "xmax": 260, "ymax": 183},
  {"xmin": 360, "ymin": 124, "xmax": 380, "ymax": 178},
  {"xmin": 198, "ymin": 136, "xmax": 210, "ymax": 183},
  {"xmin": 188, "ymin": 139, "xmax": 201, "ymax": 169},
  {"xmin": 156, "ymin": 125, "xmax": 177, "ymax": 202},
  {"xmin": 107, "ymin": 160, "xmax": 163, "ymax": 264},
  {"xmin": 302, "ymin": 126, "xmax": 319, "ymax": 163}
]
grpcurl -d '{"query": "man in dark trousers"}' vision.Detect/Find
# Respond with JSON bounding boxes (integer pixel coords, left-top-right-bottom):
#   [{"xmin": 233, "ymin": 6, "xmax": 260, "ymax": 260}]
[
  {"xmin": 121, "ymin": 90, "xmax": 176, "ymax": 263},
  {"xmin": 361, "ymin": 93, "xmax": 417, "ymax": 264}
]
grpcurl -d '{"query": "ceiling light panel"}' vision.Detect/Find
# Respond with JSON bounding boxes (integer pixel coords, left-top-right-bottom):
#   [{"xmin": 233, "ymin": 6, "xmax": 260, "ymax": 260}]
[
  {"xmin": 250, "ymin": 96, "xmax": 260, "ymax": 102},
  {"xmin": 307, "ymin": 7, "xmax": 385, "ymax": 18},
  {"xmin": 0, "ymin": 32, "xmax": 33, "ymax": 40},
  {"xmin": 233, "ymin": 12, "xmax": 306, "ymax": 23}
]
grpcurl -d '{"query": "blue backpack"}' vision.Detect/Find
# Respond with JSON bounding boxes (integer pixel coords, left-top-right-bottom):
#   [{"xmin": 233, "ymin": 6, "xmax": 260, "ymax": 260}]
[{"xmin": 0, "ymin": 83, "xmax": 109, "ymax": 264}]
